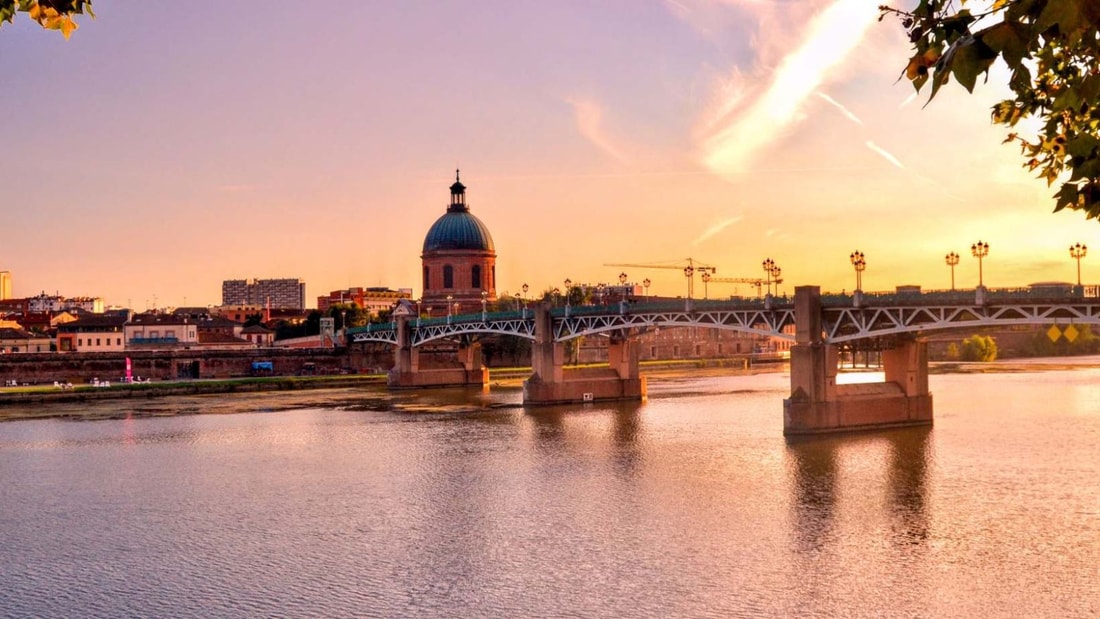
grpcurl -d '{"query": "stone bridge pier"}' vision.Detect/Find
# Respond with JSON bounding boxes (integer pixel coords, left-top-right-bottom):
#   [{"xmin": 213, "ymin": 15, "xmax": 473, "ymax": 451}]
[
  {"xmin": 523, "ymin": 304, "xmax": 646, "ymax": 405},
  {"xmin": 387, "ymin": 314, "xmax": 488, "ymax": 390},
  {"xmin": 783, "ymin": 286, "xmax": 932, "ymax": 435}
]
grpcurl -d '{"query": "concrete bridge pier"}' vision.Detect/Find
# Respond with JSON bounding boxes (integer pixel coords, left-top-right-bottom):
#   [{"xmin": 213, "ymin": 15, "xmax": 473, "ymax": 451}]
[
  {"xmin": 783, "ymin": 286, "xmax": 932, "ymax": 435},
  {"xmin": 387, "ymin": 314, "xmax": 488, "ymax": 390},
  {"xmin": 523, "ymin": 304, "xmax": 646, "ymax": 405}
]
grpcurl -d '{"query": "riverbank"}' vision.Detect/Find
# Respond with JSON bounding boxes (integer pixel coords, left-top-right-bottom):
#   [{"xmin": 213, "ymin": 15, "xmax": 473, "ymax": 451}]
[{"xmin": 0, "ymin": 360, "xmax": 782, "ymax": 420}]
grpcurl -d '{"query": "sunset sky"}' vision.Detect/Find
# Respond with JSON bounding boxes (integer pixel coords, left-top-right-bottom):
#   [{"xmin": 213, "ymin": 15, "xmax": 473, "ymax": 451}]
[{"xmin": 2, "ymin": 0, "xmax": 1094, "ymax": 309}]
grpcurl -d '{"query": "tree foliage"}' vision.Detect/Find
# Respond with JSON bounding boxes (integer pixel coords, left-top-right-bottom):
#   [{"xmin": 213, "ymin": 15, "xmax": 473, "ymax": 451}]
[
  {"xmin": 881, "ymin": 1, "xmax": 1100, "ymax": 217},
  {"xmin": 1024, "ymin": 323, "xmax": 1100, "ymax": 356},
  {"xmin": 0, "ymin": 0, "xmax": 93, "ymax": 38},
  {"xmin": 960, "ymin": 334, "xmax": 998, "ymax": 361}
]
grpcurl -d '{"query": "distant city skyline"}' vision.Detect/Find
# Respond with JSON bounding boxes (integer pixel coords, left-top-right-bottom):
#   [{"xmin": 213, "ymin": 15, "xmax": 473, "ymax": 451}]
[{"xmin": 3, "ymin": 1, "xmax": 1096, "ymax": 308}]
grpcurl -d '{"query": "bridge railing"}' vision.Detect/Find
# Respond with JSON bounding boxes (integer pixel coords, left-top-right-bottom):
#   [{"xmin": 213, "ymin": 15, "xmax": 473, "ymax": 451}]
[{"xmin": 821, "ymin": 285, "xmax": 1091, "ymax": 307}]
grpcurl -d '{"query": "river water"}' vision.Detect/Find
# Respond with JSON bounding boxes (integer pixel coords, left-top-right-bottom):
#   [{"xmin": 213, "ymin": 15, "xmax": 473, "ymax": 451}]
[{"xmin": 1, "ymin": 367, "xmax": 1098, "ymax": 618}]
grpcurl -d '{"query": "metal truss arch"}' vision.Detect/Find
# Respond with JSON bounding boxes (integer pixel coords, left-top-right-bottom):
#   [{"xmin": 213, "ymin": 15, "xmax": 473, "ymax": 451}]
[
  {"xmin": 822, "ymin": 302, "xmax": 1100, "ymax": 343},
  {"xmin": 553, "ymin": 308, "xmax": 797, "ymax": 342}
]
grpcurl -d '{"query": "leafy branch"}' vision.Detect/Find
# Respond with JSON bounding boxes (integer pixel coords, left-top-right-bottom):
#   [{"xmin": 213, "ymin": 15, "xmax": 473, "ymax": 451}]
[
  {"xmin": 0, "ymin": 0, "xmax": 93, "ymax": 39},
  {"xmin": 881, "ymin": 0, "xmax": 1100, "ymax": 218}
]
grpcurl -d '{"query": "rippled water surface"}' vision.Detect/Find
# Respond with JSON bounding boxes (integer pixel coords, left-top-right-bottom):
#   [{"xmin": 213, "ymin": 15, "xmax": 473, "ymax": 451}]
[{"xmin": 2, "ymin": 369, "xmax": 1099, "ymax": 617}]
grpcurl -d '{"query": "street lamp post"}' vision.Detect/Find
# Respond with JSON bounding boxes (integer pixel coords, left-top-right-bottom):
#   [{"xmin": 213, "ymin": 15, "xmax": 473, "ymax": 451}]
[
  {"xmin": 849, "ymin": 251, "xmax": 866, "ymax": 291},
  {"xmin": 522, "ymin": 283, "xmax": 529, "ymax": 304},
  {"xmin": 762, "ymin": 258, "xmax": 776, "ymax": 296},
  {"xmin": 945, "ymin": 252, "xmax": 960, "ymax": 291},
  {"xmin": 683, "ymin": 265, "xmax": 694, "ymax": 299},
  {"xmin": 643, "ymin": 278, "xmax": 651, "ymax": 301},
  {"xmin": 597, "ymin": 283, "xmax": 606, "ymax": 306},
  {"xmin": 481, "ymin": 290, "xmax": 488, "ymax": 320},
  {"xmin": 971, "ymin": 241, "xmax": 989, "ymax": 287},
  {"xmin": 446, "ymin": 294, "xmax": 453, "ymax": 320},
  {"xmin": 564, "ymin": 279, "xmax": 572, "ymax": 315},
  {"xmin": 1070, "ymin": 243, "xmax": 1088, "ymax": 287},
  {"xmin": 416, "ymin": 299, "xmax": 422, "ymax": 327},
  {"xmin": 701, "ymin": 271, "xmax": 711, "ymax": 299}
]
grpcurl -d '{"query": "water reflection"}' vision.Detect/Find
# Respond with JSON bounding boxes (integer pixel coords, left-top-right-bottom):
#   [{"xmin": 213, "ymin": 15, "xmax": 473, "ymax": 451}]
[
  {"xmin": 786, "ymin": 434, "xmax": 839, "ymax": 553},
  {"xmin": 785, "ymin": 427, "xmax": 932, "ymax": 554},
  {"xmin": 886, "ymin": 427, "xmax": 931, "ymax": 546}
]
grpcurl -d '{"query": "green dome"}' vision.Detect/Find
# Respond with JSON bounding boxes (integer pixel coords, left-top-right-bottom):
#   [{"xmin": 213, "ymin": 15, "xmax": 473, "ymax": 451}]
[
  {"xmin": 422, "ymin": 211, "xmax": 495, "ymax": 252},
  {"xmin": 422, "ymin": 170, "xmax": 495, "ymax": 253}
]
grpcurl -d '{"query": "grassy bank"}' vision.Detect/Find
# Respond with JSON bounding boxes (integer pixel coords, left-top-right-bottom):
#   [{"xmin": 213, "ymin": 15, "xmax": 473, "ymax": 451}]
[{"xmin": 0, "ymin": 374, "xmax": 388, "ymax": 406}]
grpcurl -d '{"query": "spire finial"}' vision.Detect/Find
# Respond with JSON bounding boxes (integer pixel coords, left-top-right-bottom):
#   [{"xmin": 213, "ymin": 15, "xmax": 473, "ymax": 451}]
[{"xmin": 456, "ymin": 168, "xmax": 460, "ymax": 182}]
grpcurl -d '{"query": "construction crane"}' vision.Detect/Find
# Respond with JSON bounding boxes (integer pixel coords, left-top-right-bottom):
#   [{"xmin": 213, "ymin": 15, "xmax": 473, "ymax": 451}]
[
  {"xmin": 603, "ymin": 258, "xmax": 716, "ymax": 299},
  {"xmin": 707, "ymin": 277, "xmax": 768, "ymax": 298}
]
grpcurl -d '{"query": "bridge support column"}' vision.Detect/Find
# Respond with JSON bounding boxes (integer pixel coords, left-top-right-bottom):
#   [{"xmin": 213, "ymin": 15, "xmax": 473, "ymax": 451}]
[
  {"xmin": 784, "ymin": 286, "xmax": 933, "ymax": 435},
  {"xmin": 524, "ymin": 304, "xmax": 645, "ymax": 405},
  {"xmin": 387, "ymin": 315, "xmax": 488, "ymax": 391}
]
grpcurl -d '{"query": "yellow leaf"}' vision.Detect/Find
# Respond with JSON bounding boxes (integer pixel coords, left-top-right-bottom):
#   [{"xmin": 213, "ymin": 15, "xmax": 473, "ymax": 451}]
[
  {"xmin": 28, "ymin": 2, "xmax": 43, "ymax": 22},
  {"xmin": 993, "ymin": 0, "xmax": 1012, "ymax": 9},
  {"xmin": 59, "ymin": 16, "xmax": 76, "ymax": 39}
]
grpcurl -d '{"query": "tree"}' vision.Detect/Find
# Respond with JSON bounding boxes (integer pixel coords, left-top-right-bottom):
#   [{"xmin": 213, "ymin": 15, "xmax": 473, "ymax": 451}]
[
  {"xmin": 0, "ymin": 1, "xmax": 93, "ymax": 38},
  {"xmin": 881, "ymin": 1, "xmax": 1100, "ymax": 217},
  {"xmin": 944, "ymin": 342, "xmax": 961, "ymax": 360},
  {"xmin": 960, "ymin": 334, "xmax": 998, "ymax": 361}
]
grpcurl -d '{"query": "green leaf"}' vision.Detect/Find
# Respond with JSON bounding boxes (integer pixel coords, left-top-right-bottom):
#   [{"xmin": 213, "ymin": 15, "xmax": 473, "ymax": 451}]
[
  {"xmin": 951, "ymin": 36, "xmax": 998, "ymax": 92},
  {"xmin": 1054, "ymin": 183, "xmax": 1079, "ymax": 212},
  {"xmin": 1037, "ymin": 0, "xmax": 1083, "ymax": 37},
  {"xmin": 978, "ymin": 20, "xmax": 1029, "ymax": 67}
]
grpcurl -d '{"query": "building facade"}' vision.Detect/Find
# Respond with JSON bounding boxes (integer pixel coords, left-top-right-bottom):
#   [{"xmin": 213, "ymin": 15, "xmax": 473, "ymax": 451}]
[
  {"xmin": 26, "ymin": 293, "xmax": 104, "ymax": 314},
  {"xmin": 0, "ymin": 327, "xmax": 52, "ymax": 353},
  {"xmin": 421, "ymin": 171, "xmax": 497, "ymax": 315},
  {"xmin": 317, "ymin": 287, "xmax": 413, "ymax": 315},
  {"xmin": 0, "ymin": 271, "xmax": 11, "ymax": 300},
  {"xmin": 221, "ymin": 278, "xmax": 306, "ymax": 309},
  {"xmin": 56, "ymin": 315, "xmax": 128, "ymax": 352},
  {"xmin": 124, "ymin": 314, "xmax": 200, "ymax": 349}
]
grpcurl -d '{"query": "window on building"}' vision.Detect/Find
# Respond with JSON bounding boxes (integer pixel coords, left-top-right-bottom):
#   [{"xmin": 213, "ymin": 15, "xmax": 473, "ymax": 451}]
[
  {"xmin": 718, "ymin": 344, "xmax": 723, "ymax": 355},
  {"xmin": 443, "ymin": 265, "xmax": 454, "ymax": 289},
  {"xmin": 673, "ymin": 345, "xmax": 680, "ymax": 357},
  {"xmin": 423, "ymin": 266, "xmax": 430, "ymax": 291},
  {"xmin": 166, "ymin": 330, "xmax": 175, "ymax": 339},
  {"xmin": 96, "ymin": 338, "xmax": 101, "ymax": 346},
  {"xmin": 472, "ymin": 265, "xmax": 481, "ymax": 289},
  {"xmin": 78, "ymin": 338, "xmax": 82, "ymax": 347},
  {"xmin": 650, "ymin": 346, "xmax": 657, "ymax": 357},
  {"xmin": 695, "ymin": 344, "xmax": 702, "ymax": 356},
  {"xmin": 117, "ymin": 338, "xmax": 121, "ymax": 346}
]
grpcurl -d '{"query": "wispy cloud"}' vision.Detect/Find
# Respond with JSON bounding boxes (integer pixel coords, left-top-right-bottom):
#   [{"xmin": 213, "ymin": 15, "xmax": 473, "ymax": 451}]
[
  {"xmin": 699, "ymin": 0, "xmax": 881, "ymax": 174},
  {"xmin": 817, "ymin": 91, "xmax": 863, "ymax": 125},
  {"xmin": 865, "ymin": 140, "xmax": 904, "ymax": 168},
  {"xmin": 693, "ymin": 215, "xmax": 743, "ymax": 245},
  {"xmin": 565, "ymin": 97, "xmax": 627, "ymax": 162}
]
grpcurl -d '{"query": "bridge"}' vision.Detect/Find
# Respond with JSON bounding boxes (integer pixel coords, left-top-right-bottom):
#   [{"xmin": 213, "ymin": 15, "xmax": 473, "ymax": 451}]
[{"xmin": 347, "ymin": 285, "xmax": 1100, "ymax": 435}]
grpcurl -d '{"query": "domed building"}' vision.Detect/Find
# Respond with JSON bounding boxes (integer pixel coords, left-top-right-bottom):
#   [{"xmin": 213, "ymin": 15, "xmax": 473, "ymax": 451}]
[{"xmin": 421, "ymin": 171, "xmax": 497, "ymax": 315}]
